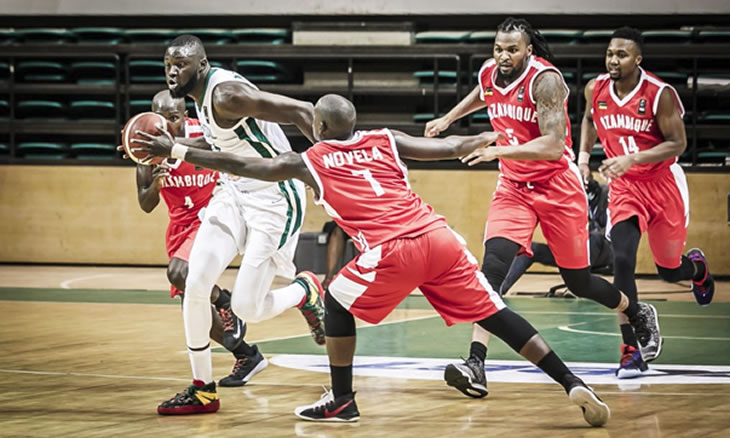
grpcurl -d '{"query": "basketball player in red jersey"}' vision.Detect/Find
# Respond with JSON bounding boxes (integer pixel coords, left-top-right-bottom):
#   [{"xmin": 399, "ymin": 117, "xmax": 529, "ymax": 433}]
[
  {"xmin": 135, "ymin": 91, "xmax": 267, "ymax": 391},
  {"xmin": 425, "ymin": 17, "xmax": 661, "ymax": 398},
  {"xmin": 579, "ymin": 27, "xmax": 714, "ymax": 378},
  {"xmin": 138, "ymin": 94, "xmax": 611, "ymax": 427}
]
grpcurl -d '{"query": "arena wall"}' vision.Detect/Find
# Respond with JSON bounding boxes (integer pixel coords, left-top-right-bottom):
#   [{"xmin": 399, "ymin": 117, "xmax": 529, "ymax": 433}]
[{"xmin": 1, "ymin": 165, "xmax": 727, "ymax": 275}]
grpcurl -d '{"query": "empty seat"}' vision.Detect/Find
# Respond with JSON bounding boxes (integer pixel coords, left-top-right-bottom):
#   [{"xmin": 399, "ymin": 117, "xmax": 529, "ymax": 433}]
[
  {"xmin": 654, "ymin": 71, "xmax": 689, "ymax": 87},
  {"xmin": 129, "ymin": 99, "xmax": 153, "ymax": 115},
  {"xmin": 697, "ymin": 150, "xmax": 730, "ymax": 165},
  {"xmin": 641, "ymin": 30, "xmax": 692, "ymax": 44},
  {"xmin": 70, "ymin": 100, "xmax": 116, "ymax": 119},
  {"xmin": 0, "ymin": 62, "xmax": 8, "ymax": 81},
  {"xmin": 699, "ymin": 112, "xmax": 730, "ymax": 124},
  {"xmin": 413, "ymin": 70, "xmax": 458, "ymax": 86},
  {"xmin": 0, "ymin": 28, "xmax": 15, "ymax": 45},
  {"xmin": 0, "ymin": 99, "xmax": 8, "ymax": 118},
  {"xmin": 16, "ymin": 100, "xmax": 67, "ymax": 118},
  {"xmin": 590, "ymin": 145, "xmax": 606, "ymax": 161},
  {"xmin": 123, "ymin": 29, "xmax": 176, "ymax": 44},
  {"xmin": 467, "ymin": 31, "xmax": 496, "ymax": 44},
  {"xmin": 235, "ymin": 60, "xmax": 292, "ymax": 83},
  {"xmin": 70, "ymin": 143, "xmax": 118, "ymax": 159},
  {"xmin": 17, "ymin": 142, "xmax": 68, "ymax": 159},
  {"xmin": 232, "ymin": 28, "xmax": 289, "ymax": 44},
  {"xmin": 581, "ymin": 30, "xmax": 614, "ymax": 44},
  {"xmin": 70, "ymin": 61, "xmax": 117, "ymax": 85},
  {"xmin": 15, "ymin": 28, "xmax": 73, "ymax": 44},
  {"xmin": 415, "ymin": 31, "xmax": 470, "ymax": 44},
  {"xmin": 412, "ymin": 113, "xmax": 444, "ymax": 122},
  {"xmin": 186, "ymin": 29, "xmax": 234, "ymax": 45},
  {"xmin": 72, "ymin": 27, "xmax": 125, "ymax": 44},
  {"xmin": 128, "ymin": 60, "xmax": 165, "ymax": 83},
  {"xmin": 541, "ymin": 29, "xmax": 583, "ymax": 44},
  {"xmin": 0, "ymin": 143, "xmax": 8, "ymax": 155},
  {"xmin": 16, "ymin": 60, "xmax": 68, "ymax": 83},
  {"xmin": 471, "ymin": 112, "xmax": 489, "ymax": 123},
  {"xmin": 697, "ymin": 29, "xmax": 730, "ymax": 43}
]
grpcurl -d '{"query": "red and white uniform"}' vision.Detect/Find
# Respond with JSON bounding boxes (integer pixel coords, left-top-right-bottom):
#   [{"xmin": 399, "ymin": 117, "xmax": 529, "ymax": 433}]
[
  {"xmin": 592, "ymin": 68, "xmax": 689, "ymax": 268},
  {"xmin": 302, "ymin": 129, "xmax": 505, "ymax": 325},
  {"xmin": 158, "ymin": 118, "xmax": 218, "ymax": 296},
  {"xmin": 478, "ymin": 56, "xmax": 589, "ymax": 268}
]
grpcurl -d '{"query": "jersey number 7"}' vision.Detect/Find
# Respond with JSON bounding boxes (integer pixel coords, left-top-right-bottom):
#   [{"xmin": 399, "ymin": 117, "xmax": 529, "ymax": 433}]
[{"xmin": 351, "ymin": 169, "xmax": 385, "ymax": 196}]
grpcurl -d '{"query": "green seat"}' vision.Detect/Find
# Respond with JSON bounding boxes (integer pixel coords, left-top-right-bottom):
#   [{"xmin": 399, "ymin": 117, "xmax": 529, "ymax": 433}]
[
  {"xmin": 0, "ymin": 28, "xmax": 15, "ymax": 45},
  {"xmin": 17, "ymin": 142, "xmax": 68, "ymax": 159},
  {"xmin": 471, "ymin": 112, "xmax": 489, "ymax": 123},
  {"xmin": 129, "ymin": 60, "xmax": 165, "ymax": 83},
  {"xmin": 15, "ymin": 28, "xmax": 73, "ymax": 44},
  {"xmin": 123, "ymin": 28, "xmax": 176, "ymax": 44},
  {"xmin": 16, "ymin": 60, "xmax": 69, "ymax": 83},
  {"xmin": 697, "ymin": 30, "xmax": 730, "ymax": 43},
  {"xmin": 654, "ymin": 71, "xmax": 688, "ymax": 86},
  {"xmin": 581, "ymin": 30, "xmax": 614, "ymax": 44},
  {"xmin": 699, "ymin": 113, "xmax": 730, "ymax": 124},
  {"xmin": 0, "ymin": 62, "xmax": 8, "ymax": 81},
  {"xmin": 16, "ymin": 100, "xmax": 67, "ymax": 118},
  {"xmin": 590, "ymin": 146, "xmax": 606, "ymax": 161},
  {"xmin": 541, "ymin": 29, "xmax": 583, "ymax": 45},
  {"xmin": 697, "ymin": 150, "xmax": 730, "ymax": 165},
  {"xmin": 70, "ymin": 100, "xmax": 116, "ymax": 119},
  {"xmin": 235, "ymin": 60, "xmax": 292, "ymax": 83},
  {"xmin": 561, "ymin": 71, "xmax": 576, "ymax": 82},
  {"xmin": 186, "ymin": 29, "xmax": 234, "ymax": 45},
  {"xmin": 582, "ymin": 72, "xmax": 603, "ymax": 82},
  {"xmin": 232, "ymin": 28, "xmax": 289, "ymax": 44},
  {"xmin": 185, "ymin": 100, "xmax": 196, "ymax": 113},
  {"xmin": 72, "ymin": 27, "xmax": 125, "ymax": 44},
  {"xmin": 412, "ymin": 113, "xmax": 444, "ymax": 122},
  {"xmin": 70, "ymin": 143, "xmax": 118, "ymax": 159},
  {"xmin": 130, "ymin": 99, "xmax": 153, "ymax": 115},
  {"xmin": 70, "ymin": 61, "xmax": 117, "ymax": 84},
  {"xmin": 413, "ymin": 70, "xmax": 458, "ymax": 86},
  {"xmin": 415, "ymin": 31, "xmax": 470, "ymax": 44},
  {"xmin": 467, "ymin": 31, "xmax": 496, "ymax": 44},
  {"xmin": 208, "ymin": 60, "xmax": 227, "ymax": 69},
  {"xmin": 0, "ymin": 143, "xmax": 8, "ymax": 155},
  {"xmin": 641, "ymin": 30, "xmax": 692, "ymax": 43},
  {"xmin": 0, "ymin": 99, "xmax": 8, "ymax": 117}
]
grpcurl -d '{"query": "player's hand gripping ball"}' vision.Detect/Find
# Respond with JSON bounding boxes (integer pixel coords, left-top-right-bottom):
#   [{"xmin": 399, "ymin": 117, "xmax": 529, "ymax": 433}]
[{"xmin": 121, "ymin": 112, "xmax": 174, "ymax": 165}]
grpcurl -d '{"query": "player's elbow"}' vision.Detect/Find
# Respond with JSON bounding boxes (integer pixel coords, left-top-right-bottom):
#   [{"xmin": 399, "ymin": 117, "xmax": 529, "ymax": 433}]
[{"xmin": 548, "ymin": 141, "xmax": 564, "ymax": 160}]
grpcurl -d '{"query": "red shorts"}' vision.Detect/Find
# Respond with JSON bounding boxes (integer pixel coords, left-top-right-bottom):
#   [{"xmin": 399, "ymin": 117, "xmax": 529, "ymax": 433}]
[
  {"xmin": 165, "ymin": 219, "xmax": 201, "ymax": 297},
  {"xmin": 484, "ymin": 165, "xmax": 590, "ymax": 269},
  {"xmin": 607, "ymin": 163, "xmax": 689, "ymax": 269},
  {"xmin": 328, "ymin": 226, "xmax": 505, "ymax": 326}
]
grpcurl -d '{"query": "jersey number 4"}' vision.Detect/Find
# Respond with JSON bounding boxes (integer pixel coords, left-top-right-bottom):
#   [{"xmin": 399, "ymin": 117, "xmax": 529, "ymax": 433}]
[
  {"xmin": 619, "ymin": 136, "xmax": 639, "ymax": 155},
  {"xmin": 351, "ymin": 169, "xmax": 384, "ymax": 196},
  {"xmin": 184, "ymin": 196, "xmax": 194, "ymax": 209}
]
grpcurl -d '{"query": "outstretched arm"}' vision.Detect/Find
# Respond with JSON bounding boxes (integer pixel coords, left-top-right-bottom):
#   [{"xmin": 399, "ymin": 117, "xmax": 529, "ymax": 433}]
[
  {"xmin": 599, "ymin": 88, "xmax": 686, "ymax": 179},
  {"xmin": 424, "ymin": 85, "xmax": 487, "ymax": 137},
  {"xmin": 213, "ymin": 82, "xmax": 315, "ymax": 143},
  {"xmin": 393, "ymin": 129, "xmax": 502, "ymax": 161}
]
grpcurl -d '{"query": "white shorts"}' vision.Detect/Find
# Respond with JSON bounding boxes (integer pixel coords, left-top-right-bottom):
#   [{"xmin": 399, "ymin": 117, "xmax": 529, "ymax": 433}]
[{"xmin": 200, "ymin": 178, "xmax": 306, "ymax": 279}]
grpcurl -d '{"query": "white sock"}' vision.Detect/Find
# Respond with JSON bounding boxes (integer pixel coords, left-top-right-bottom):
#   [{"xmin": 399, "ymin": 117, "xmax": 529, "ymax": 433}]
[{"xmin": 187, "ymin": 347, "xmax": 212, "ymax": 384}]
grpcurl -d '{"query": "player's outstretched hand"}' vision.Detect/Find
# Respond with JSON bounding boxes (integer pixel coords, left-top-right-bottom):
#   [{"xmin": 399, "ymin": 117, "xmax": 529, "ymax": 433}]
[
  {"xmin": 459, "ymin": 131, "xmax": 503, "ymax": 166},
  {"xmin": 424, "ymin": 116, "xmax": 451, "ymax": 138},
  {"xmin": 599, "ymin": 155, "xmax": 634, "ymax": 181},
  {"xmin": 130, "ymin": 123, "xmax": 175, "ymax": 158}
]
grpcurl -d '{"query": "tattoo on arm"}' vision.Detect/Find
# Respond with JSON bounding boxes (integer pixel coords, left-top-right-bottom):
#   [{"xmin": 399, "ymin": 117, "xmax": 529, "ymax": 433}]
[{"xmin": 533, "ymin": 71, "xmax": 567, "ymax": 144}]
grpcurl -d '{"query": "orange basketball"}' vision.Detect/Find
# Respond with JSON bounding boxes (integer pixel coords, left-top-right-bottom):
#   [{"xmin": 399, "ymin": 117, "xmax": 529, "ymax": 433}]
[{"xmin": 121, "ymin": 112, "xmax": 173, "ymax": 166}]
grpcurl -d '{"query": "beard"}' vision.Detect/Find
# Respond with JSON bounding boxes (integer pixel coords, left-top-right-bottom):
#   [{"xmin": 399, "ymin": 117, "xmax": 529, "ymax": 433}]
[
  {"xmin": 496, "ymin": 64, "xmax": 521, "ymax": 82},
  {"xmin": 169, "ymin": 74, "xmax": 199, "ymax": 98}
]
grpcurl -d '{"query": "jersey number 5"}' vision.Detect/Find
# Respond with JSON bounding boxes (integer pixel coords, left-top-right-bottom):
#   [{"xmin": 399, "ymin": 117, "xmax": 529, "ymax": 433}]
[
  {"xmin": 619, "ymin": 136, "xmax": 639, "ymax": 155},
  {"xmin": 351, "ymin": 169, "xmax": 384, "ymax": 196},
  {"xmin": 184, "ymin": 196, "xmax": 194, "ymax": 209}
]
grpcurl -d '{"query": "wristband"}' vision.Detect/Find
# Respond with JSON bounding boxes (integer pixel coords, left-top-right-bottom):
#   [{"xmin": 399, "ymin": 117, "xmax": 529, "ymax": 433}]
[
  {"xmin": 171, "ymin": 143, "xmax": 189, "ymax": 161},
  {"xmin": 577, "ymin": 151, "xmax": 590, "ymax": 166}
]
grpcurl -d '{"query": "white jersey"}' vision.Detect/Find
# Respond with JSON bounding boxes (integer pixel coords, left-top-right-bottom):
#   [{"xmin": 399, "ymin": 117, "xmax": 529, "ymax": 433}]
[{"xmin": 194, "ymin": 67, "xmax": 295, "ymax": 191}]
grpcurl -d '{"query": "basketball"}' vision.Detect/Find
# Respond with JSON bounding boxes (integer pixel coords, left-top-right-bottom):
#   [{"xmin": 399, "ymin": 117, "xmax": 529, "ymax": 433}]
[{"xmin": 121, "ymin": 112, "xmax": 172, "ymax": 166}]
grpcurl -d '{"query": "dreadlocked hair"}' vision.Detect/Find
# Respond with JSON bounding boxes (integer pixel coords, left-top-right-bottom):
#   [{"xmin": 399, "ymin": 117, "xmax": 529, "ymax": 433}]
[
  {"xmin": 497, "ymin": 17, "xmax": 553, "ymax": 61},
  {"xmin": 611, "ymin": 26, "xmax": 644, "ymax": 54}
]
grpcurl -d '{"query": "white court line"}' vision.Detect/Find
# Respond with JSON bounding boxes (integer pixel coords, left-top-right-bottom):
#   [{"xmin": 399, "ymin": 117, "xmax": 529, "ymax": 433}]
[
  {"xmin": 60, "ymin": 273, "xmax": 117, "ymax": 289},
  {"xmin": 558, "ymin": 325, "xmax": 730, "ymax": 341},
  {"xmin": 521, "ymin": 310, "xmax": 730, "ymax": 319}
]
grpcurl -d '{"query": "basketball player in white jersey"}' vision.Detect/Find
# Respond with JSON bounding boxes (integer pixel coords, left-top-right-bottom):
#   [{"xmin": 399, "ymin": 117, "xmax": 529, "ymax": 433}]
[{"xmin": 132, "ymin": 35, "xmax": 325, "ymax": 415}]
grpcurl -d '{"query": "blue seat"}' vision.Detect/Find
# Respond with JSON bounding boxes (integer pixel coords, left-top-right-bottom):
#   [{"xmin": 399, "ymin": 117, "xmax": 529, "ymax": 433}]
[
  {"xmin": 17, "ymin": 142, "xmax": 68, "ymax": 159},
  {"xmin": 72, "ymin": 27, "xmax": 125, "ymax": 44},
  {"xmin": 16, "ymin": 100, "xmax": 67, "ymax": 119},
  {"xmin": 15, "ymin": 28, "xmax": 73, "ymax": 44},
  {"xmin": 16, "ymin": 60, "xmax": 69, "ymax": 83},
  {"xmin": 232, "ymin": 28, "xmax": 290, "ymax": 44},
  {"xmin": 70, "ymin": 100, "xmax": 116, "ymax": 119},
  {"xmin": 129, "ymin": 60, "xmax": 165, "ymax": 83}
]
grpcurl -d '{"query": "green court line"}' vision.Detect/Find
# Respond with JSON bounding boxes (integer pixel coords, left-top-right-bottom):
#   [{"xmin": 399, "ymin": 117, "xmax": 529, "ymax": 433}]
[{"xmin": 0, "ymin": 287, "xmax": 176, "ymax": 305}]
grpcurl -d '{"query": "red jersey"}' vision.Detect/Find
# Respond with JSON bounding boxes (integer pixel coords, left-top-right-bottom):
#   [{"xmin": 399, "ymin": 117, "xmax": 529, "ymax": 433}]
[
  {"xmin": 478, "ymin": 56, "xmax": 573, "ymax": 182},
  {"xmin": 302, "ymin": 129, "xmax": 447, "ymax": 252},
  {"xmin": 159, "ymin": 118, "xmax": 218, "ymax": 224},
  {"xmin": 592, "ymin": 68, "xmax": 684, "ymax": 179}
]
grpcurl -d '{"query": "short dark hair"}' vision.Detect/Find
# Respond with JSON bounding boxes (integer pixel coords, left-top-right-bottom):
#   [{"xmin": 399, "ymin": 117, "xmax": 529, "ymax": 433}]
[
  {"xmin": 497, "ymin": 17, "xmax": 553, "ymax": 61},
  {"xmin": 611, "ymin": 27, "xmax": 643, "ymax": 54},
  {"xmin": 168, "ymin": 34, "xmax": 206, "ymax": 55}
]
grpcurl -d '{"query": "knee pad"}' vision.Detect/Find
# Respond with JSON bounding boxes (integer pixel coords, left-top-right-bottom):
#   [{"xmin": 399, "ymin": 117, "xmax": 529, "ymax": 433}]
[
  {"xmin": 477, "ymin": 308, "xmax": 537, "ymax": 352},
  {"xmin": 656, "ymin": 265, "xmax": 683, "ymax": 283},
  {"xmin": 559, "ymin": 267, "xmax": 591, "ymax": 298},
  {"xmin": 324, "ymin": 291, "xmax": 356, "ymax": 337}
]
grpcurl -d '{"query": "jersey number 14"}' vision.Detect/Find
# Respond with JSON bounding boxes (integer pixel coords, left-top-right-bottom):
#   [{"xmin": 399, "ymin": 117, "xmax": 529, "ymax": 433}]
[{"xmin": 619, "ymin": 136, "xmax": 639, "ymax": 155}]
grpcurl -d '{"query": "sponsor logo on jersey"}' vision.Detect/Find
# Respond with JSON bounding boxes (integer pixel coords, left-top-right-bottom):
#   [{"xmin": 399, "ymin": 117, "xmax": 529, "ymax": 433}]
[
  {"xmin": 598, "ymin": 101, "xmax": 607, "ymax": 110},
  {"xmin": 517, "ymin": 86, "xmax": 525, "ymax": 102},
  {"xmin": 638, "ymin": 98, "xmax": 647, "ymax": 115},
  {"xmin": 322, "ymin": 147, "xmax": 385, "ymax": 169},
  {"xmin": 486, "ymin": 102, "xmax": 538, "ymax": 124},
  {"xmin": 598, "ymin": 113, "xmax": 654, "ymax": 134},
  {"xmin": 485, "ymin": 87, "xmax": 493, "ymax": 96},
  {"xmin": 271, "ymin": 354, "xmax": 730, "ymax": 385}
]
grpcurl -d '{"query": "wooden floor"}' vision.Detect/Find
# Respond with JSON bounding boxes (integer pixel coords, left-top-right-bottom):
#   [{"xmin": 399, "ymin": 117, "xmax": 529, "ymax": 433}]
[{"xmin": 1, "ymin": 265, "xmax": 729, "ymax": 438}]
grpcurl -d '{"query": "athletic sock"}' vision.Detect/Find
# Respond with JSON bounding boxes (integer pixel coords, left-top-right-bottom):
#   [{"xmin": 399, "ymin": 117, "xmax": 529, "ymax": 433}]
[
  {"xmin": 187, "ymin": 345, "xmax": 213, "ymax": 384},
  {"xmin": 469, "ymin": 341, "xmax": 487, "ymax": 363},
  {"xmin": 622, "ymin": 299, "xmax": 639, "ymax": 319},
  {"xmin": 330, "ymin": 365, "xmax": 353, "ymax": 399},
  {"xmin": 213, "ymin": 288, "xmax": 231, "ymax": 310},
  {"xmin": 536, "ymin": 351, "xmax": 573, "ymax": 392},
  {"xmin": 620, "ymin": 323, "xmax": 639, "ymax": 348}
]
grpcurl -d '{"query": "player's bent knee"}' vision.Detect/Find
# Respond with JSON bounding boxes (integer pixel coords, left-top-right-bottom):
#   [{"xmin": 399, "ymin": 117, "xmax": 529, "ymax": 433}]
[
  {"xmin": 559, "ymin": 267, "xmax": 591, "ymax": 298},
  {"xmin": 477, "ymin": 308, "xmax": 537, "ymax": 352},
  {"xmin": 325, "ymin": 291, "xmax": 356, "ymax": 337},
  {"xmin": 656, "ymin": 265, "xmax": 682, "ymax": 283},
  {"xmin": 167, "ymin": 258, "xmax": 188, "ymax": 292}
]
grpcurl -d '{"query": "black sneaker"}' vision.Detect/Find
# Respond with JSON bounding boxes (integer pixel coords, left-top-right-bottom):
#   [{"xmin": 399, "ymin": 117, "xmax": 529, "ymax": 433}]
[
  {"xmin": 629, "ymin": 302, "xmax": 663, "ymax": 362},
  {"xmin": 293, "ymin": 272, "xmax": 326, "ymax": 346},
  {"xmin": 157, "ymin": 380, "xmax": 220, "ymax": 415},
  {"xmin": 295, "ymin": 390, "xmax": 359, "ymax": 422},
  {"xmin": 687, "ymin": 248, "xmax": 714, "ymax": 306},
  {"xmin": 444, "ymin": 357, "xmax": 488, "ymax": 398},
  {"xmin": 565, "ymin": 376, "xmax": 610, "ymax": 427},
  {"xmin": 219, "ymin": 345, "xmax": 269, "ymax": 387},
  {"xmin": 219, "ymin": 306, "xmax": 246, "ymax": 351}
]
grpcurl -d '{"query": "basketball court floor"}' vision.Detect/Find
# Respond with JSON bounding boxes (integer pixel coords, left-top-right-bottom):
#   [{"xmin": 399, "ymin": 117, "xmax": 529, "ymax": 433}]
[{"xmin": 1, "ymin": 265, "xmax": 728, "ymax": 437}]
